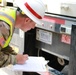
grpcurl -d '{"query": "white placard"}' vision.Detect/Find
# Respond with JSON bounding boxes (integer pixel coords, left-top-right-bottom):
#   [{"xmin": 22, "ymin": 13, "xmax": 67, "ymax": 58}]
[{"xmin": 36, "ymin": 29, "xmax": 52, "ymax": 45}]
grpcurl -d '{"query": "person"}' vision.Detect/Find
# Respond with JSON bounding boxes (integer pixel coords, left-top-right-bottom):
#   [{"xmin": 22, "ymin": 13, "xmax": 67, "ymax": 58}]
[{"xmin": 0, "ymin": 0, "xmax": 51, "ymax": 75}]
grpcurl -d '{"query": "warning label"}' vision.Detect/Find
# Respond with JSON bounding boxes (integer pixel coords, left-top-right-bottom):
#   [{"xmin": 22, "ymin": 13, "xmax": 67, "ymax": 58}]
[{"xmin": 61, "ymin": 34, "xmax": 71, "ymax": 44}]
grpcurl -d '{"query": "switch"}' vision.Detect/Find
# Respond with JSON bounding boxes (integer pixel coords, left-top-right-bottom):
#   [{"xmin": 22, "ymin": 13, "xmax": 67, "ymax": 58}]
[{"xmin": 61, "ymin": 27, "xmax": 66, "ymax": 33}]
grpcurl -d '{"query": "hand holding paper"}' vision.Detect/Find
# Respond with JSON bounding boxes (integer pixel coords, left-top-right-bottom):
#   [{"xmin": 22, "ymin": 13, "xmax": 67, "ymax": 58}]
[{"xmin": 13, "ymin": 56, "xmax": 49, "ymax": 72}]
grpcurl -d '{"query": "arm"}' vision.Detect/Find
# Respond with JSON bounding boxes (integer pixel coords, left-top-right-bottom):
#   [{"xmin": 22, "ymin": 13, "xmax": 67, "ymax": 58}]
[
  {"xmin": 0, "ymin": 21, "xmax": 17, "ymax": 67},
  {"xmin": 0, "ymin": 21, "xmax": 28, "ymax": 67}
]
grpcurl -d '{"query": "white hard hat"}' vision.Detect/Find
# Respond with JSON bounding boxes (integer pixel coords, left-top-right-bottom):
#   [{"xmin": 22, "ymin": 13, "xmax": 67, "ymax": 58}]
[{"xmin": 15, "ymin": 0, "xmax": 45, "ymax": 25}]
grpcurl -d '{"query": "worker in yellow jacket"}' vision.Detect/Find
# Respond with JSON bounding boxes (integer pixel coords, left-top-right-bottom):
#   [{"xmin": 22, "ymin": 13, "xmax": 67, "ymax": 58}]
[
  {"xmin": 0, "ymin": 0, "xmax": 45, "ymax": 67},
  {"xmin": 0, "ymin": 0, "xmax": 51, "ymax": 75}
]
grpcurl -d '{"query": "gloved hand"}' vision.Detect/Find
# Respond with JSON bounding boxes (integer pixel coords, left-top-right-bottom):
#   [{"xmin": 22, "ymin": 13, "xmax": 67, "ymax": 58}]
[{"xmin": 16, "ymin": 54, "xmax": 28, "ymax": 64}]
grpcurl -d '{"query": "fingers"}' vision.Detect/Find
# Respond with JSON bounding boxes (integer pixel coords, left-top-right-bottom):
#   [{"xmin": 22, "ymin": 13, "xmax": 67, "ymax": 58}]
[
  {"xmin": 23, "ymin": 54, "xmax": 28, "ymax": 60},
  {"xmin": 22, "ymin": 54, "xmax": 28, "ymax": 62},
  {"xmin": 16, "ymin": 54, "xmax": 29, "ymax": 64}
]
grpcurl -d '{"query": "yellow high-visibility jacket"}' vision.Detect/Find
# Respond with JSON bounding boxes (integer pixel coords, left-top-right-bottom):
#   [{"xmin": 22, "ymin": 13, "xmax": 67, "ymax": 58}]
[
  {"xmin": 0, "ymin": 7, "xmax": 16, "ymax": 48},
  {"xmin": 0, "ymin": 7, "xmax": 17, "ymax": 67}
]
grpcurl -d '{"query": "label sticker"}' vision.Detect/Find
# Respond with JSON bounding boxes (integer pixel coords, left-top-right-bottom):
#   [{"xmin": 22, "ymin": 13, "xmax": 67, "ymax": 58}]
[{"xmin": 61, "ymin": 34, "xmax": 71, "ymax": 44}]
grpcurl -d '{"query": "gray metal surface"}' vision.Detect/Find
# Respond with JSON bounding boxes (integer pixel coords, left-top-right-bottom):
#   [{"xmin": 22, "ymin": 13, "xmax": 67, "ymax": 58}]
[{"xmin": 36, "ymin": 31, "xmax": 70, "ymax": 60}]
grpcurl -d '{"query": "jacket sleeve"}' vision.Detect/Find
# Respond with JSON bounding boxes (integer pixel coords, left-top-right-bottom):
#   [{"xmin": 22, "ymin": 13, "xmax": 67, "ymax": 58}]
[{"xmin": 0, "ymin": 21, "xmax": 17, "ymax": 67}]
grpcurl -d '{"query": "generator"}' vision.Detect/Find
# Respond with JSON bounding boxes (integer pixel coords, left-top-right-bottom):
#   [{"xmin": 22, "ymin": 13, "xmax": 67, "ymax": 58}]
[{"xmin": 36, "ymin": 12, "xmax": 76, "ymax": 72}]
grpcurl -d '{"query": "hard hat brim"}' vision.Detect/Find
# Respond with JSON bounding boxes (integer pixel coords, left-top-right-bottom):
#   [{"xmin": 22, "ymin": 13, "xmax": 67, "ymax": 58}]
[{"xmin": 15, "ymin": 0, "xmax": 43, "ymax": 25}]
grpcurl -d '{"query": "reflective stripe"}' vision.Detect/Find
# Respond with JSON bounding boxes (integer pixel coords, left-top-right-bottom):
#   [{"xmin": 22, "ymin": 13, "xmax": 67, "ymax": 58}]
[
  {"xmin": 0, "ymin": 8, "xmax": 16, "ymax": 48},
  {"xmin": 0, "ymin": 12, "xmax": 15, "ymax": 24}
]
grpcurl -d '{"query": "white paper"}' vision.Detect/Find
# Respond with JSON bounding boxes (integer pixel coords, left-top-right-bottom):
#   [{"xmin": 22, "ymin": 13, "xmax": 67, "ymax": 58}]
[{"xmin": 13, "ymin": 56, "xmax": 48, "ymax": 72}]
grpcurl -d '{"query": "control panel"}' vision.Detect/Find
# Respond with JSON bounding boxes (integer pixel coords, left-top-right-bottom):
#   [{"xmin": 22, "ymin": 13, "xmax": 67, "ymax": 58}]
[
  {"xmin": 60, "ymin": 25, "xmax": 71, "ymax": 35},
  {"xmin": 36, "ymin": 13, "xmax": 76, "ymax": 46},
  {"xmin": 36, "ymin": 17, "xmax": 55, "ymax": 32},
  {"xmin": 36, "ymin": 14, "xmax": 76, "ymax": 35}
]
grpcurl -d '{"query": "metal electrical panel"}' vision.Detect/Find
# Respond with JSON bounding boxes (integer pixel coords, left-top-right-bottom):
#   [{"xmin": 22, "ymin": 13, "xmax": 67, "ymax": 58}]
[{"xmin": 36, "ymin": 13, "xmax": 76, "ymax": 60}]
